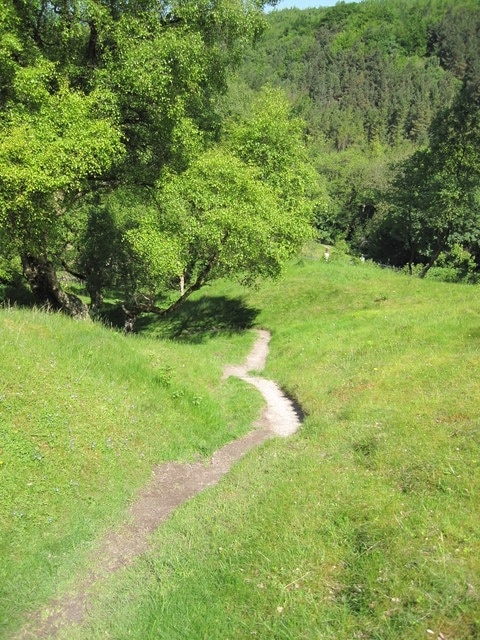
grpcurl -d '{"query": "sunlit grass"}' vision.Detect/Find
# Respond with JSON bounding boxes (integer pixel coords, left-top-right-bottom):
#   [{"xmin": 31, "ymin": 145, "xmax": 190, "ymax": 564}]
[
  {"xmin": 3, "ymin": 249, "xmax": 480, "ymax": 639},
  {"xmin": 61, "ymin": 251, "xmax": 479, "ymax": 640},
  {"xmin": 0, "ymin": 307, "xmax": 262, "ymax": 637}
]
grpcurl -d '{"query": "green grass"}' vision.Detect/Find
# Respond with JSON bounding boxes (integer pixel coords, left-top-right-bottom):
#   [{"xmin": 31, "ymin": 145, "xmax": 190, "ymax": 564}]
[
  {"xmin": 3, "ymin": 250, "xmax": 480, "ymax": 639},
  {"xmin": 0, "ymin": 307, "xmax": 263, "ymax": 637}
]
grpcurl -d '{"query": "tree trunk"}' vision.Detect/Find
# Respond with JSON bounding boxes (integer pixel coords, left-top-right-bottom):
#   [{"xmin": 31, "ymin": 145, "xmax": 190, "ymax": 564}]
[
  {"xmin": 160, "ymin": 253, "xmax": 219, "ymax": 315},
  {"xmin": 126, "ymin": 255, "xmax": 219, "ymax": 318},
  {"xmin": 85, "ymin": 272, "xmax": 103, "ymax": 310},
  {"xmin": 21, "ymin": 255, "xmax": 89, "ymax": 318},
  {"xmin": 419, "ymin": 230, "xmax": 449, "ymax": 278},
  {"xmin": 87, "ymin": 286, "xmax": 103, "ymax": 310}
]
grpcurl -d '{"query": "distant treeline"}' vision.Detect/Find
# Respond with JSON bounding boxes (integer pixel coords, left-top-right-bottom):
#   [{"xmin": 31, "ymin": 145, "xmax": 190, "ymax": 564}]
[{"xmin": 233, "ymin": 0, "xmax": 480, "ymax": 280}]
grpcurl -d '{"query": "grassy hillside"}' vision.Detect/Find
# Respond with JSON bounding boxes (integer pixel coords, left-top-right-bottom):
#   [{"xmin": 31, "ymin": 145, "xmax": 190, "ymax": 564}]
[
  {"xmin": 0, "ymin": 308, "xmax": 262, "ymax": 637},
  {"xmin": 3, "ymin": 249, "xmax": 480, "ymax": 638}
]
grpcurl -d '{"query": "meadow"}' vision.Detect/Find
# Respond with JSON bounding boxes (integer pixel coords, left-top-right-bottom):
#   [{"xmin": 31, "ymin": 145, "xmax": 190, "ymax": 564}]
[{"xmin": 1, "ymin": 248, "xmax": 479, "ymax": 639}]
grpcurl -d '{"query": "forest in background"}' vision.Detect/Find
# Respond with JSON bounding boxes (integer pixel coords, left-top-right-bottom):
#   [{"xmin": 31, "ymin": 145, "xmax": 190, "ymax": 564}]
[{"xmin": 232, "ymin": 0, "xmax": 480, "ymax": 280}]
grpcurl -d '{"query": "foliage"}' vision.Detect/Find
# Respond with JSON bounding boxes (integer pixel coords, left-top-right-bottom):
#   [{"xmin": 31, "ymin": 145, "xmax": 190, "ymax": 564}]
[
  {"xmin": 313, "ymin": 143, "xmax": 401, "ymax": 250},
  {"xmin": 423, "ymin": 244, "xmax": 478, "ymax": 283},
  {"xmin": 72, "ymin": 188, "xmax": 156, "ymax": 307},
  {"xmin": 2, "ymin": 0, "xmax": 480, "ymax": 308},
  {"xmin": 0, "ymin": 0, "xmax": 269, "ymax": 314},
  {"xmin": 125, "ymin": 148, "xmax": 314, "ymax": 313},
  {"xmin": 111, "ymin": 86, "xmax": 317, "ymax": 314},
  {"xmin": 233, "ymin": 0, "xmax": 480, "ymax": 276},
  {"xmin": 428, "ymin": 2, "xmax": 480, "ymax": 79},
  {"xmin": 239, "ymin": 0, "xmax": 473, "ymax": 150},
  {"xmin": 0, "ymin": 83, "xmax": 123, "ymax": 257},
  {"xmin": 371, "ymin": 62, "xmax": 480, "ymax": 273},
  {"xmin": 225, "ymin": 87, "xmax": 324, "ymax": 212}
]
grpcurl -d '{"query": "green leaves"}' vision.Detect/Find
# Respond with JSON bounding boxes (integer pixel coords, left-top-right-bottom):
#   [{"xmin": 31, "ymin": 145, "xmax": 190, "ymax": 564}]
[
  {"xmin": 374, "ymin": 65, "xmax": 480, "ymax": 272},
  {"xmin": 0, "ymin": 83, "xmax": 124, "ymax": 255},
  {"xmin": 225, "ymin": 86, "xmax": 321, "ymax": 219},
  {"xmin": 0, "ymin": 0, "xmax": 275, "ymax": 312},
  {"xmin": 123, "ymin": 139, "xmax": 314, "ymax": 312}
]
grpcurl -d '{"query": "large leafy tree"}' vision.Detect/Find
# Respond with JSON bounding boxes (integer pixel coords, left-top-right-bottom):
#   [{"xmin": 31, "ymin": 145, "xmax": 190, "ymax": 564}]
[
  {"xmin": 225, "ymin": 87, "xmax": 323, "ymax": 213},
  {"xmin": 0, "ymin": 0, "xmax": 268, "ymax": 315},
  {"xmin": 0, "ymin": 69, "xmax": 123, "ymax": 314},
  {"xmin": 124, "ymin": 150, "xmax": 303, "ymax": 314},
  {"xmin": 121, "ymin": 87, "xmax": 318, "ymax": 315}
]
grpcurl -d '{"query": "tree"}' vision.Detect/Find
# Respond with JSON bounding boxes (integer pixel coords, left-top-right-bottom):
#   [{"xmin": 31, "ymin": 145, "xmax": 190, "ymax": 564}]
[
  {"xmin": 375, "ymin": 62, "xmax": 480, "ymax": 273},
  {"xmin": 313, "ymin": 143, "xmax": 398, "ymax": 251},
  {"xmin": 117, "ymin": 87, "xmax": 318, "ymax": 315},
  {"xmin": 124, "ymin": 150, "xmax": 304, "ymax": 313},
  {"xmin": 0, "ymin": 79, "xmax": 123, "ymax": 315},
  {"xmin": 0, "ymin": 0, "xmax": 269, "ymax": 315},
  {"xmin": 225, "ymin": 86, "xmax": 324, "ymax": 217},
  {"xmin": 419, "ymin": 65, "xmax": 480, "ymax": 275}
]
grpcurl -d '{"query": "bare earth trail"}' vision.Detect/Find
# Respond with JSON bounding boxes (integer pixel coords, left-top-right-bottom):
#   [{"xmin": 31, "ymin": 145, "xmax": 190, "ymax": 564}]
[{"xmin": 15, "ymin": 329, "xmax": 302, "ymax": 640}]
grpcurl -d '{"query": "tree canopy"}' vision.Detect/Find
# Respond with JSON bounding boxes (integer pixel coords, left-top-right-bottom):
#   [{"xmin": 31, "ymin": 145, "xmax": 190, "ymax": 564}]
[
  {"xmin": 2, "ymin": 0, "xmax": 318, "ymax": 316},
  {"xmin": 119, "ymin": 87, "xmax": 318, "ymax": 314},
  {"xmin": 2, "ymin": 0, "xmax": 480, "ymax": 312},
  {"xmin": 371, "ymin": 62, "xmax": 480, "ymax": 273}
]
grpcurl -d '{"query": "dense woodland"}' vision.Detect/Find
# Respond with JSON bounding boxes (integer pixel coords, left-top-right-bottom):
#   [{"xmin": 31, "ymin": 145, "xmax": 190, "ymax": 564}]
[
  {"xmin": 236, "ymin": 0, "xmax": 480, "ymax": 279},
  {"xmin": 0, "ymin": 0, "xmax": 479, "ymax": 319}
]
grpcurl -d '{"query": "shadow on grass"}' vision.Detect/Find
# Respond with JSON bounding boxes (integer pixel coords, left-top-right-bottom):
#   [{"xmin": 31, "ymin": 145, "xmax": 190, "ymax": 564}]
[
  {"xmin": 0, "ymin": 282, "xmax": 37, "ymax": 307},
  {"xmin": 134, "ymin": 295, "xmax": 260, "ymax": 342},
  {"xmin": 1, "ymin": 282, "xmax": 260, "ymax": 344}
]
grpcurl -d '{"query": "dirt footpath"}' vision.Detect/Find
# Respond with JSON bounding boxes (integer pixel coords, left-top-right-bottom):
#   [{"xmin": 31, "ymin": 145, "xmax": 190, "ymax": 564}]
[{"xmin": 15, "ymin": 329, "xmax": 302, "ymax": 639}]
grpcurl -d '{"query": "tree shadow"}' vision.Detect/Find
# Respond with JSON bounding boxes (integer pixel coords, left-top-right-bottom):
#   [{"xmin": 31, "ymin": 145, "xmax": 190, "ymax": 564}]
[
  {"xmin": 134, "ymin": 295, "xmax": 260, "ymax": 342},
  {"xmin": 1, "ymin": 282, "xmax": 260, "ymax": 344},
  {"xmin": 0, "ymin": 281, "xmax": 37, "ymax": 307}
]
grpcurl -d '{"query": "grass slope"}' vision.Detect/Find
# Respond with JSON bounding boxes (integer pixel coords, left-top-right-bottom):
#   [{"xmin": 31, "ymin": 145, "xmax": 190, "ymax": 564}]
[
  {"xmin": 0, "ymin": 309, "xmax": 262, "ymax": 637},
  {"xmin": 3, "ymin": 250, "xmax": 480, "ymax": 639}
]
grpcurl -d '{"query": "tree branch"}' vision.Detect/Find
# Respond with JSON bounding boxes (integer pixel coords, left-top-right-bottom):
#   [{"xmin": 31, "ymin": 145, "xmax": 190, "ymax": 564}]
[{"xmin": 61, "ymin": 261, "xmax": 86, "ymax": 281}]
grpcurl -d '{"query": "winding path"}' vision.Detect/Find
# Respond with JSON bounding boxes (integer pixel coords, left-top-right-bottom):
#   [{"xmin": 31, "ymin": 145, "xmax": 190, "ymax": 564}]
[{"xmin": 15, "ymin": 329, "xmax": 302, "ymax": 639}]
